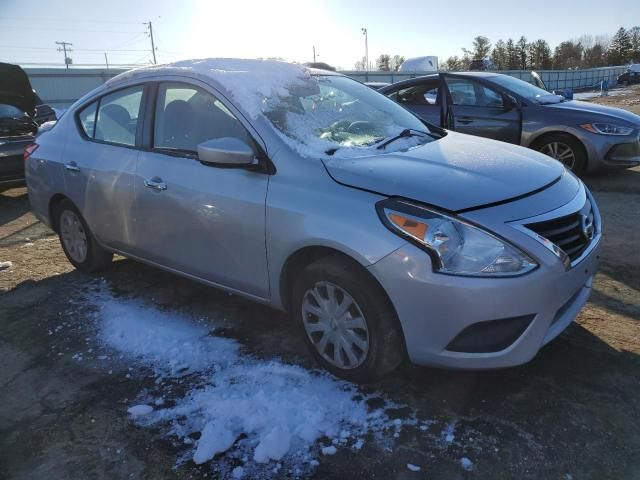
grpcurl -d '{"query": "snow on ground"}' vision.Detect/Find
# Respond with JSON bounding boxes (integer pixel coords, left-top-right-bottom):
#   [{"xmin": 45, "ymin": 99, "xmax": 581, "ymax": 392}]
[
  {"xmin": 460, "ymin": 457, "xmax": 474, "ymax": 471},
  {"xmin": 87, "ymin": 284, "xmax": 406, "ymax": 477},
  {"xmin": 573, "ymin": 87, "xmax": 632, "ymax": 100}
]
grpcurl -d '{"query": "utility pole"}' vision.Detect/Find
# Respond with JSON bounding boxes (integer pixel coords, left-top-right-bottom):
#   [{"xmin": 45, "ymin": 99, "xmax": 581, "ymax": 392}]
[
  {"xmin": 361, "ymin": 27, "xmax": 368, "ymax": 71},
  {"xmin": 144, "ymin": 21, "xmax": 157, "ymax": 64},
  {"xmin": 55, "ymin": 41, "xmax": 72, "ymax": 69},
  {"xmin": 313, "ymin": 46, "xmax": 317, "ymax": 63},
  {"xmin": 104, "ymin": 52, "xmax": 110, "ymax": 71}
]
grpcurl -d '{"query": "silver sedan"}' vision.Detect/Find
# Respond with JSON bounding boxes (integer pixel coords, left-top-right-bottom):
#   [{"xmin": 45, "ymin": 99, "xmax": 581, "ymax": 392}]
[{"xmin": 26, "ymin": 59, "xmax": 600, "ymax": 382}]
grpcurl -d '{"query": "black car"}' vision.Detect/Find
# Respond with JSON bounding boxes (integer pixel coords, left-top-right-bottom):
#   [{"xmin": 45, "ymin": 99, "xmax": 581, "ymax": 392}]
[
  {"xmin": 0, "ymin": 63, "xmax": 43, "ymax": 191},
  {"xmin": 617, "ymin": 69, "xmax": 640, "ymax": 86}
]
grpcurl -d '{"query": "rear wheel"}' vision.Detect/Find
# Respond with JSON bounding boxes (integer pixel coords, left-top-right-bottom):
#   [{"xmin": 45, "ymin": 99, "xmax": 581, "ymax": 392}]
[
  {"xmin": 534, "ymin": 133, "xmax": 587, "ymax": 174},
  {"xmin": 291, "ymin": 255, "xmax": 404, "ymax": 383},
  {"xmin": 56, "ymin": 199, "xmax": 113, "ymax": 273}
]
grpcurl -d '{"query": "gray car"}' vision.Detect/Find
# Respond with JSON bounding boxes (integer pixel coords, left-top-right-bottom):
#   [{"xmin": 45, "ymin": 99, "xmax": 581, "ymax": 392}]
[
  {"xmin": 26, "ymin": 59, "xmax": 600, "ymax": 382},
  {"xmin": 380, "ymin": 72, "xmax": 640, "ymax": 174}
]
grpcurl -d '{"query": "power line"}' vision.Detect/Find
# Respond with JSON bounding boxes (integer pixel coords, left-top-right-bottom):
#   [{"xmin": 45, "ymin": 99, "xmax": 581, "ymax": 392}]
[
  {"xmin": 0, "ymin": 16, "xmax": 143, "ymax": 25},
  {"xmin": 0, "ymin": 45, "xmax": 150, "ymax": 52},
  {"xmin": 0, "ymin": 25, "xmax": 144, "ymax": 34}
]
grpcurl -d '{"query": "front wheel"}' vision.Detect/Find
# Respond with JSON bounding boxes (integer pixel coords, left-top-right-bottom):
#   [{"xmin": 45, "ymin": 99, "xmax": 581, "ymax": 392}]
[
  {"xmin": 56, "ymin": 199, "xmax": 113, "ymax": 273},
  {"xmin": 534, "ymin": 133, "xmax": 587, "ymax": 174},
  {"xmin": 291, "ymin": 255, "xmax": 404, "ymax": 383}
]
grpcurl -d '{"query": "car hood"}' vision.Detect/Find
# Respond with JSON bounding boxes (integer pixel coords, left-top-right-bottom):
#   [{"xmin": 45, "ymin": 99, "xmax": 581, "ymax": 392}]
[
  {"xmin": 323, "ymin": 131, "xmax": 564, "ymax": 212},
  {"xmin": 543, "ymin": 100, "xmax": 640, "ymax": 125},
  {"xmin": 0, "ymin": 63, "xmax": 36, "ymax": 116}
]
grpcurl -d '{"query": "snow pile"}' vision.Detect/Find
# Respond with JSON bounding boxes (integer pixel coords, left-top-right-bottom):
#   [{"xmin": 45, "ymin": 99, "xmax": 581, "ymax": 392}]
[
  {"xmin": 169, "ymin": 58, "xmax": 311, "ymax": 120},
  {"xmin": 98, "ymin": 294, "xmax": 238, "ymax": 377},
  {"xmin": 90, "ymin": 287, "xmax": 398, "ymax": 474}
]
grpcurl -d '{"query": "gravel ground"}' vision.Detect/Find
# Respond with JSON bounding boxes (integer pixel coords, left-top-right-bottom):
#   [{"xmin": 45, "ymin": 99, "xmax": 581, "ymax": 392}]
[{"xmin": 1, "ymin": 91, "xmax": 639, "ymax": 479}]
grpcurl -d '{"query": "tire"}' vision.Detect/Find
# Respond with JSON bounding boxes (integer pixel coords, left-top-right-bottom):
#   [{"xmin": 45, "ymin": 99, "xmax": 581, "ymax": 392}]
[
  {"xmin": 291, "ymin": 255, "xmax": 404, "ymax": 383},
  {"xmin": 533, "ymin": 133, "xmax": 587, "ymax": 175},
  {"xmin": 55, "ymin": 199, "xmax": 113, "ymax": 273}
]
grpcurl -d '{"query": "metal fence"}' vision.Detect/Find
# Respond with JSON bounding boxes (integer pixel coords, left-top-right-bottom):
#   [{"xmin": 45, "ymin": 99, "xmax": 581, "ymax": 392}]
[
  {"xmin": 25, "ymin": 65, "xmax": 628, "ymax": 109},
  {"xmin": 341, "ymin": 66, "xmax": 627, "ymax": 91},
  {"xmin": 25, "ymin": 67, "xmax": 125, "ymax": 108}
]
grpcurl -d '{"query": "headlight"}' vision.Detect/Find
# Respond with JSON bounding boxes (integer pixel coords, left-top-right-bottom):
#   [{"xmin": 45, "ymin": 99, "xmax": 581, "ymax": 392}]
[
  {"xmin": 580, "ymin": 123, "xmax": 634, "ymax": 136},
  {"xmin": 377, "ymin": 199, "xmax": 537, "ymax": 277}
]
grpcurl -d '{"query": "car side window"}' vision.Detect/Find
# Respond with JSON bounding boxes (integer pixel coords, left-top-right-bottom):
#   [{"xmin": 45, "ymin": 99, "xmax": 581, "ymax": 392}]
[
  {"xmin": 396, "ymin": 82, "xmax": 439, "ymax": 106},
  {"xmin": 94, "ymin": 86, "xmax": 143, "ymax": 146},
  {"xmin": 445, "ymin": 78, "xmax": 503, "ymax": 108},
  {"xmin": 78, "ymin": 101, "xmax": 98, "ymax": 138},
  {"xmin": 153, "ymin": 83, "xmax": 251, "ymax": 153}
]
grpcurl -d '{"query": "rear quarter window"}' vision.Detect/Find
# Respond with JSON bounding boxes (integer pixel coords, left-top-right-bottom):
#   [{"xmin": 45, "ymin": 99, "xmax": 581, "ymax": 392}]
[{"xmin": 78, "ymin": 101, "xmax": 98, "ymax": 138}]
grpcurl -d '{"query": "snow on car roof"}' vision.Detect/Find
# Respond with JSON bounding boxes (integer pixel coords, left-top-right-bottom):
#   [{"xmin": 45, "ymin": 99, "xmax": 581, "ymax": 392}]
[{"xmin": 108, "ymin": 58, "xmax": 340, "ymax": 119}]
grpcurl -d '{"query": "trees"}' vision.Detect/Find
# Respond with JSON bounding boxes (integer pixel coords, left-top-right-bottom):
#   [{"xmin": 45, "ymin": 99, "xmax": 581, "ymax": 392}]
[
  {"xmin": 355, "ymin": 25, "xmax": 639, "ymax": 72},
  {"xmin": 553, "ymin": 41, "xmax": 583, "ymax": 69},
  {"xmin": 630, "ymin": 26, "xmax": 640, "ymax": 62},
  {"xmin": 607, "ymin": 27, "xmax": 632, "ymax": 65},
  {"xmin": 516, "ymin": 36, "xmax": 529, "ymax": 69},
  {"xmin": 442, "ymin": 56, "xmax": 464, "ymax": 71},
  {"xmin": 376, "ymin": 54, "xmax": 391, "ymax": 71},
  {"xmin": 471, "ymin": 36, "xmax": 492, "ymax": 59},
  {"xmin": 491, "ymin": 39, "xmax": 507, "ymax": 69},
  {"xmin": 505, "ymin": 39, "xmax": 519, "ymax": 69},
  {"xmin": 390, "ymin": 55, "xmax": 405, "ymax": 71},
  {"xmin": 583, "ymin": 44, "xmax": 606, "ymax": 68},
  {"xmin": 528, "ymin": 39, "xmax": 552, "ymax": 70}
]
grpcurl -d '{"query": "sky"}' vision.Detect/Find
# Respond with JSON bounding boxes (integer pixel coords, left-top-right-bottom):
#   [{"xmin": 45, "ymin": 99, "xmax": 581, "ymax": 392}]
[{"xmin": 1, "ymin": 0, "xmax": 639, "ymax": 70}]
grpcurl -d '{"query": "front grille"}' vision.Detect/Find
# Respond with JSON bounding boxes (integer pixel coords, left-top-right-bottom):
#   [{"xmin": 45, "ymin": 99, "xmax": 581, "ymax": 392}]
[{"xmin": 525, "ymin": 200, "xmax": 594, "ymax": 263}]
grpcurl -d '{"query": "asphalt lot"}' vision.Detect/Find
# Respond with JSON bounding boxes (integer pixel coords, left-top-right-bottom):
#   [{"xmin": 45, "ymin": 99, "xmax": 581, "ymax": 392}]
[{"xmin": 1, "ymin": 116, "xmax": 639, "ymax": 478}]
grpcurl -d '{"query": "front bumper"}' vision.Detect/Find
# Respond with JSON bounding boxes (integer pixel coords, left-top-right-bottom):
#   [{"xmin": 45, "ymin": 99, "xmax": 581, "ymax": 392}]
[
  {"xmin": 367, "ymin": 184, "xmax": 601, "ymax": 369},
  {"xmin": 581, "ymin": 130, "xmax": 640, "ymax": 171}
]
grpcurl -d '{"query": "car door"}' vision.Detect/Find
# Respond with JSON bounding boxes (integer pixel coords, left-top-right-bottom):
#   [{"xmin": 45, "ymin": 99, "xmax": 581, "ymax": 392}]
[
  {"xmin": 442, "ymin": 75, "xmax": 521, "ymax": 144},
  {"xmin": 63, "ymin": 84, "xmax": 145, "ymax": 250},
  {"xmin": 132, "ymin": 80, "xmax": 270, "ymax": 298},
  {"xmin": 388, "ymin": 77, "xmax": 444, "ymax": 126}
]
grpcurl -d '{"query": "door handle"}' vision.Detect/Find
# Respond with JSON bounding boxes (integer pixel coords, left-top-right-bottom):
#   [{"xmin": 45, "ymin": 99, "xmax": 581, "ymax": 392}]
[
  {"xmin": 64, "ymin": 161, "xmax": 80, "ymax": 172},
  {"xmin": 144, "ymin": 177, "xmax": 167, "ymax": 191},
  {"xmin": 457, "ymin": 117, "xmax": 474, "ymax": 125}
]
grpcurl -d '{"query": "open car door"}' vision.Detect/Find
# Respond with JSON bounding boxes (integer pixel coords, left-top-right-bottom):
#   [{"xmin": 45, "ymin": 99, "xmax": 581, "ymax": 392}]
[{"xmin": 441, "ymin": 73, "xmax": 521, "ymax": 145}]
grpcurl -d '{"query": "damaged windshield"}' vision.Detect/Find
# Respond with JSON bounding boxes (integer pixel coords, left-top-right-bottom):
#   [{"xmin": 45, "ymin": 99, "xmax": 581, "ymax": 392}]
[{"xmin": 263, "ymin": 75, "xmax": 437, "ymax": 157}]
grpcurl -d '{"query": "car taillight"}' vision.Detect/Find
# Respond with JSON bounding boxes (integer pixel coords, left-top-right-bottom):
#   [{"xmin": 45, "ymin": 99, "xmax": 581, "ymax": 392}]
[{"xmin": 24, "ymin": 143, "xmax": 39, "ymax": 161}]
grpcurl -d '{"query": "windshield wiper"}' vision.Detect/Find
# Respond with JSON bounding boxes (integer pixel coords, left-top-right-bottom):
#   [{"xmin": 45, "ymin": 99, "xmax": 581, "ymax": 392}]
[{"xmin": 375, "ymin": 128, "xmax": 429, "ymax": 150}]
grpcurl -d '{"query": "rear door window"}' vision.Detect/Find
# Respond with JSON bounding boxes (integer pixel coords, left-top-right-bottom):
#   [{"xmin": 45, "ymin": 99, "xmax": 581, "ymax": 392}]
[
  {"xmin": 396, "ymin": 80, "xmax": 440, "ymax": 106},
  {"xmin": 445, "ymin": 77, "xmax": 503, "ymax": 107},
  {"xmin": 94, "ymin": 86, "xmax": 143, "ymax": 146}
]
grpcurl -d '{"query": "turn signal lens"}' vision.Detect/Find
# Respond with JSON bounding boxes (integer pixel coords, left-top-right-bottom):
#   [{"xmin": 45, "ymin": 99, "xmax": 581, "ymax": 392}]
[{"xmin": 388, "ymin": 213, "xmax": 428, "ymax": 240}]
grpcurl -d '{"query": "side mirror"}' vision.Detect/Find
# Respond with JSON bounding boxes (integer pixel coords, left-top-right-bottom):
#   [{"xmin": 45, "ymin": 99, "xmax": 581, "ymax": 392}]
[
  {"xmin": 197, "ymin": 137, "xmax": 257, "ymax": 167},
  {"xmin": 502, "ymin": 94, "xmax": 517, "ymax": 110}
]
